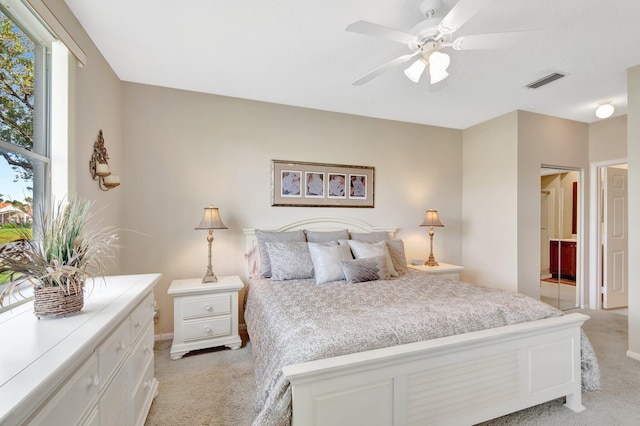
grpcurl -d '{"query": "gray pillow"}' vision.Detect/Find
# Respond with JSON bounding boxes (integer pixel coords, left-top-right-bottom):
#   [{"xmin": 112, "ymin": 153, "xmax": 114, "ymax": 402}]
[
  {"xmin": 255, "ymin": 229, "xmax": 306, "ymax": 278},
  {"xmin": 305, "ymin": 229, "xmax": 349, "ymax": 243},
  {"xmin": 340, "ymin": 256, "xmax": 390, "ymax": 283},
  {"xmin": 385, "ymin": 239, "xmax": 408, "ymax": 275},
  {"xmin": 347, "ymin": 239, "xmax": 398, "ymax": 277},
  {"xmin": 308, "ymin": 242, "xmax": 353, "ymax": 284},
  {"xmin": 266, "ymin": 241, "xmax": 313, "ymax": 281},
  {"xmin": 349, "ymin": 231, "xmax": 390, "ymax": 242}
]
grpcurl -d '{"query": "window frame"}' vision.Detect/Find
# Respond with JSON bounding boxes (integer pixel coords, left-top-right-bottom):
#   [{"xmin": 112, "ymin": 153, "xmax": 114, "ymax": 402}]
[{"xmin": 0, "ymin": 1, "xmax": 55, "ymax": 313}]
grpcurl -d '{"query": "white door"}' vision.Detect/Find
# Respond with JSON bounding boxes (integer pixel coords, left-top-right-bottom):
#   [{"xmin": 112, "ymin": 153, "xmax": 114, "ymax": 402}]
[{"xmin": 603, "ymin": 167, "xmax": 628, "ymax": 308}]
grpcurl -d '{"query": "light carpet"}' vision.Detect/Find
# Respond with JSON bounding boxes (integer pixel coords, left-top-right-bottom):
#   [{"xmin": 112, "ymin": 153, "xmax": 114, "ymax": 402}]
[{"xmin": 145, "ymin": 308, "xmax": 640, "ymax": 426}]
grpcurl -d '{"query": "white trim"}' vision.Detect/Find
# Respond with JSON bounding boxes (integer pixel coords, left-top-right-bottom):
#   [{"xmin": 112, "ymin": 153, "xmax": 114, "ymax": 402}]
[
  {"xmin": 626, "ymin": 350, "xmax": 640, "ymax": 361},
  {"xmin": 24, "ymin": 0, "xmax": 87, "ymax": 66},
  {"xmin": 588, "ymin": 158, "xmax": 628, "ymax": 310}
]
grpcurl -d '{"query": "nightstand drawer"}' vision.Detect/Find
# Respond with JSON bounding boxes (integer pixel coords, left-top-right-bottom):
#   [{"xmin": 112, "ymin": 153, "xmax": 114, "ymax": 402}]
[
  {"xmin": 183, "ymin": 316, "xmax": 231, "ymax": 341},
  {"xmin": 182, "ymin": 294, "xmax": 231, "ymax": 320}
]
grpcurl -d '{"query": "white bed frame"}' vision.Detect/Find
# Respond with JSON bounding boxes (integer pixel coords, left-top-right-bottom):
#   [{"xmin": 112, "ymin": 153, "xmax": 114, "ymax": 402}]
[{"xmin": 243, "ymin": 217, "xmax": 588, "ymax": 426}]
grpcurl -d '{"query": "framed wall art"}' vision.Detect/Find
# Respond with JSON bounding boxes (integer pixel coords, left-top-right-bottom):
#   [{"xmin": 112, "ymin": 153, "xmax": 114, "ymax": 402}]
[{"xmin": 271, "ymin": 160, "xmax": 374, "ymax": 207}]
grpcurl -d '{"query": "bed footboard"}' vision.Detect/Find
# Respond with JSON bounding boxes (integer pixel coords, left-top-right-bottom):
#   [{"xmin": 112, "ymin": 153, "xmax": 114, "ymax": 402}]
[{"xmin": 283, "ymin": 313, "xmax": 588, "ymax": 426}]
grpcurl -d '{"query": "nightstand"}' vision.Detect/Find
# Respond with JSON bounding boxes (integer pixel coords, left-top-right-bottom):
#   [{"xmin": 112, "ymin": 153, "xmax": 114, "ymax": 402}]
[
  {"xmin": 408, "ymin": 263, "xmax": 464, "ymax": 280},
  {"xmin": 168, "ymin": 275, "xmax": 244, "ymax": 360}
]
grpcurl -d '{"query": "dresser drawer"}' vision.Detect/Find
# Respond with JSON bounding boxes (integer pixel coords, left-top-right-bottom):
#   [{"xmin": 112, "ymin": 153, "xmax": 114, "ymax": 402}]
[
  {"xmin": 131, "ymin": 292, "xmax": 155, "ymax": 342},
  {"xmin": 130, "ymin": 322, "xmax": 154, "ymax": 384},
  {"xmin": 131, "ymin": 357, "xmax": 155, "ymax": 425},
  {"xmin": 182, "ymin": 294, "xmax": 231, "ymax": 320},
  {"xmin": 98, "ymin": 318, "xmax": 131, "ymax": 386},
  {"xmin": 182, "ymin": 316, "xmax": 231, "ymax": 341},
  {"xmin": 28, "ymin": 353, "xmax": 100, "ymax": 425}
]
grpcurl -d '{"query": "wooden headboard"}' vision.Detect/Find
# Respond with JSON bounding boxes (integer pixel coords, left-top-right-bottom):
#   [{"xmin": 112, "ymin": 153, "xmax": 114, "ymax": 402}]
[{"xmin": 242, "ymin": 217, "xmax": 397, "ymax": 252}]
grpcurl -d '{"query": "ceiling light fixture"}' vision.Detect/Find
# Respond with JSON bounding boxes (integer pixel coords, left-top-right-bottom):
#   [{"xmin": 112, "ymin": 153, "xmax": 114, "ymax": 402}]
[
  {"xmin": 404, "ymin": 58, "xmax": 427, "ymax": 83},
  {"xmin": 595, "ymin": 103, "xmax": 614, "ymax": 119},
  {"xmin": 428, "ymin": 51, "xmax": 450, "ymax": 84}
]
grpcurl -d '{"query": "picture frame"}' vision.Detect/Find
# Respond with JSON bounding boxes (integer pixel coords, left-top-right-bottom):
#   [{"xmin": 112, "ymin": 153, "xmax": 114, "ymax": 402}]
[{"xmin": 272, "ymin": 160, "xmax": 374, "ymax": 207}]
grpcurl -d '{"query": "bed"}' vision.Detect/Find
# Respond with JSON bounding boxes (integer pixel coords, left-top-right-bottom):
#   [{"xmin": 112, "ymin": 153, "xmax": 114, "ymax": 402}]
[{"xmin": 243, "ymin": 217, "xmax": 599, "ymax": 426}]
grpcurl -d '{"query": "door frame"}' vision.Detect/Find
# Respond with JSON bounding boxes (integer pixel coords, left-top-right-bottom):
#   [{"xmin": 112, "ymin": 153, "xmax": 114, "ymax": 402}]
[
  {"xmin": 540, "ymin": 165, "xmax": 582, "ymax": 310},
  {"xmin": 589, "ymin": 158, "xmax": 628, "ymax": 309}
]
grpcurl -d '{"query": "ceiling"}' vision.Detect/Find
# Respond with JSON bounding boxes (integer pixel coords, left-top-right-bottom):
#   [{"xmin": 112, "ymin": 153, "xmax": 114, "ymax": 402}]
[{"xmin": 64, "ymin": 0, "xmax": 640, "ymax": 130}]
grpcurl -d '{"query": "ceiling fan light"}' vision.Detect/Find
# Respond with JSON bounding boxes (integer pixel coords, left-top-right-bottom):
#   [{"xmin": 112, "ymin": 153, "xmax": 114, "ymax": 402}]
[
  {"xmin": 595, "ymin": 103, "xmax": 614, "ymax": 119},
  {"xmin": 404, "ymin": 59, "xmax": 427, "ymax": 83},
  {"xmin": 428, "ymin": 51, "xmax": 450, "ymax": 84},
  {"xmin": 430, "ymin": 68, "xmax": 449, "ymax": 84}
]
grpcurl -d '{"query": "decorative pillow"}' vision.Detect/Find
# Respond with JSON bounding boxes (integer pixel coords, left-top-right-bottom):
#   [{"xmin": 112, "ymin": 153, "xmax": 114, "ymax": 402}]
[
  {"xmin": 305, "ymin": 229, "xmax": 349, "ymax": 243},
  {"xmin": 347, "ymin": 240, "xmax": 398, "ymax": 277},
  {"xmin": 266, "ymin": 241, "xmax": 313, "ymax": 281},
  {"xmin": 255, "ymin": 229, "xmax": 306, "ymax": 278},
  {"xmin": 341, "ymin": 256, "xmax": 390, "ymax": 283},
  {"xmin": 308, "ymin": 242, "xmax": 353, "ymax": 284},
  {"xmin": 349, "ymin": 231, "xmax": 390, "ymax": 242},
  {"xmin": 385, "ymin": 239, "xmax": 408, "ymax": 275}
]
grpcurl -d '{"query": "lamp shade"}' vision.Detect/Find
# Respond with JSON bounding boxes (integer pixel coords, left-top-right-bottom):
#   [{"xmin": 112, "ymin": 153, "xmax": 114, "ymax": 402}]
[
  {"xmin": 404, "ymin": 58, "xmax": 427, "ymax": 83},
  {"xmin": 420, "ymin": 209, "xmax": 444, "ymax": 227},
  {"xmin": 429, "ymin": 51, "xmax": 450, "ymax": 84},
  {"xmin": 195, "ymin": 206, "xmax": 228, "ymax": 230}
]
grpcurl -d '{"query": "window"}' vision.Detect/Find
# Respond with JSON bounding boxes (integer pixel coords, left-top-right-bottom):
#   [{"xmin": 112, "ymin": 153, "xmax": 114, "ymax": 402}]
[{"xmin": 0, "ymin": 2, "xmax": 52, "ymax": 310}]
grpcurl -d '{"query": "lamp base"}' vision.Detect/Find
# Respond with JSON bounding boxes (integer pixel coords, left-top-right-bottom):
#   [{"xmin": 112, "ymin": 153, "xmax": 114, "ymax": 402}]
[
  {"xmin": 202, "ymin": 268, "xmax": 218, "ymax": 283},
  {"xmin": 424, "ymin": 256, "xmax": 439, "ymax": 267}
]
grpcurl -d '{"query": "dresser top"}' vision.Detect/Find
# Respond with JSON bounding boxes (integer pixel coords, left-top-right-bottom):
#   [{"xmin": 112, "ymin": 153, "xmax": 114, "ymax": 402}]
[{"xmin": 0, "ymin": 273, "xmax": 161, "ymax": 424}]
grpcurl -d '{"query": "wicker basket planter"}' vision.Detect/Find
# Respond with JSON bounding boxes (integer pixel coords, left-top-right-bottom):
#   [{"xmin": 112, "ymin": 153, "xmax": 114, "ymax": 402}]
[{"xmin": 33, "ymin": 285, "xmax": 84, "ymax": 318}]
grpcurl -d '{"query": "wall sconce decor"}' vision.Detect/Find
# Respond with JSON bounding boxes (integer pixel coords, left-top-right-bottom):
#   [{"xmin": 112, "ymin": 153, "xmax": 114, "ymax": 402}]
[
  {"xmin": 89, "ymin": 130, "xmax": 120, "ymax": 191},
  {"xmin": 195, "ymin": 206, "xmax": 228, "ymax": 283},
  {"xmin": 419, "ymin": 209, "xmax": 444, "ymax": 266}
]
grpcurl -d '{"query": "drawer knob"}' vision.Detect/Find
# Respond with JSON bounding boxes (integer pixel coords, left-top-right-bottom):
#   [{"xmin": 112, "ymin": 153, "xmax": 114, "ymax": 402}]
[
  {"xmin": 117, "ymin": 341, "xmax": 126, "ymax": 351},
  {"xmin": 204, "ymin": 304, "xmax": 212, "ymax": 311},
  {"xmin": 144, "ymin": 344, "xmax": 152, "ymax": 353},
  {"xmin": 134, "ymin": 320, "xmax": 142, "ymax": 328},
  {"xmin": 204, "ymin": 326, "xmax": 212, "ymax": 333},
  {"xmin": 91, "ymin": 375, "xmax": 100, "ymax": 387}
]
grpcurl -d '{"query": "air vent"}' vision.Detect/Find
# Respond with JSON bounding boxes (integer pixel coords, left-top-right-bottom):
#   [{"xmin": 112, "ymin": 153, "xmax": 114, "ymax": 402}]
[{"xmin": 526, "ymin": 73, "xmax": 565, "ymax": 89}]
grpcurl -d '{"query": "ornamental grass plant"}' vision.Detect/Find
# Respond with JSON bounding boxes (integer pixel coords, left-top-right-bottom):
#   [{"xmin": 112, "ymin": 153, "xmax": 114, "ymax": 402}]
[{"xmin": 0, "ymin": 196, "xmax": 118, "ymax": 309}]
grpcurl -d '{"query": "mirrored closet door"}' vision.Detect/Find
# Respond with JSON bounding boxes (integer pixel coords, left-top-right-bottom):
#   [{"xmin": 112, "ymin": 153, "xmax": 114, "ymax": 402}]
[{"xmin": 540, "ymin": 167, "xmax": 580, "ymax": 310}]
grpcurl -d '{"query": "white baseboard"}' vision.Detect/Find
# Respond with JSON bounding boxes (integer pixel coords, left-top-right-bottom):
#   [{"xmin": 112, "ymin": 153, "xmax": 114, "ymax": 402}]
[
  {"xmin": 155, "ymin": 332, "xmax": 173, "ymax": 342},
  {"xmin": 626, "ymin": 350, "xmax": 640, "ymax": 361}
]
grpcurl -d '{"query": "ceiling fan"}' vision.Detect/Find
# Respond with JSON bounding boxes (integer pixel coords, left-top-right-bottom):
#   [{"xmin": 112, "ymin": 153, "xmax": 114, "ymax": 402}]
[{"xmin": 346, "ymin": 0, "xmax": 525, "ymax": 86}]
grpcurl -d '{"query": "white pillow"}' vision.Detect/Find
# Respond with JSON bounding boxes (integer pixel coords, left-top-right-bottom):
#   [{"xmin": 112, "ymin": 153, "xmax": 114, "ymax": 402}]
[
  {"xmin": 347, "ymin": 240, "xmax": 398, "ymax": 277},
  {"xmin": 308, "ymin": 242, "xmax": 353, "ymax": 284}
]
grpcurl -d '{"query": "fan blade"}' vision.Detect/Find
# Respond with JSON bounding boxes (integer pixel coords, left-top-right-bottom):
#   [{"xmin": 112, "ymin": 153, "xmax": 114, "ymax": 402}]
[
  {"xmin": 346, "ymin": 20, "xmax": 415, "ymax": 44},
  {"xmin": 351, "ymin": 52, "xmax": 420, "ymax": 86},
  {"xmin": 452, "ymin": 32, "xmax": 529, "ymax": 50},
  {"xmin": 439, "ymin": 0, "xmax": 493, "ymax": 34}
]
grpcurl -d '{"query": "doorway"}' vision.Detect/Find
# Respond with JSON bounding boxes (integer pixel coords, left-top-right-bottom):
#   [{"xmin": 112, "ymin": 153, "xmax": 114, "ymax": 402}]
[
  {"xmin": 597, "ymin": 163, "xmax": 628, "ymax": 309},
  {"xmin": 540, "ymin": 167, "xmax": 580, "ymax": 310}
]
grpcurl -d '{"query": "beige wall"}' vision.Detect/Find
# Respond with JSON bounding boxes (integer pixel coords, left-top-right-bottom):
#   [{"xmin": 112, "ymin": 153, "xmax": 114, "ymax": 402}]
[
  {"xmin": 589, "ymin": 115, "xmax": 627, "ymax": 162},
  {"xmin": 43, "ymin": 0, "xmax": 125, "ymax": 274},
  {"xmin": 461, "ymin": 111, "xmax": 519, "ymax": 291},
  {"xmin": 119, "ymin": 83, "xmax": 463, "ymax": 334},
  {"xmin": 627, "ymin": 65, "xmax": 640, "ymax": 357},
  {"xmin": 517, "ymin": 111, "xmax": 589, "ymax": 299},
  {"xmin": 462, "ymin": 111, "xmax": 589, "ymax": 300}
]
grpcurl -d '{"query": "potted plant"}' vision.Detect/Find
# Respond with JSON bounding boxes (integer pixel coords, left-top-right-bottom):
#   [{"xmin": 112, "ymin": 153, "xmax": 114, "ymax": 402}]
[{"xmin": 0, "ymin": 196, "xmax": 118, "ymax": 318}]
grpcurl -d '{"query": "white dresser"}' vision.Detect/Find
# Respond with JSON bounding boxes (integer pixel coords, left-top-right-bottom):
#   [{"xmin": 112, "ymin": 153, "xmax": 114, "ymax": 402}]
[
  {"xmin": 168, "ymin": 276, "xmax": 243, "ymax": 360},
  {"xmin": 0, "ymin": 273, "xmax": 161, "ymax": 426}
]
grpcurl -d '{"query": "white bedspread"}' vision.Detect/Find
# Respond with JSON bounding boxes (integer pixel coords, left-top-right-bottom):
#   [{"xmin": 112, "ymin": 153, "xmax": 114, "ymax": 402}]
[{"xmin": 244, "ymin": 270, "xmax": 599, "ymax": 426}]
